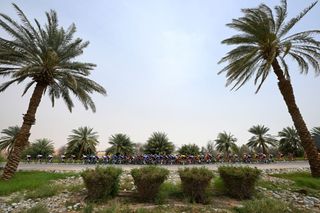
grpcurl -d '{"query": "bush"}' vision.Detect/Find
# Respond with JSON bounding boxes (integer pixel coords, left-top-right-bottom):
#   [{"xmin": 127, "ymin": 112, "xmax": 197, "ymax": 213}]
[
  {"xmin": 81, "ymin": 166, "xmax": 122, "ymax": 201},
  {"xmin": 218, "ymin": 166, "xmax": 260, "ymax": 199},
  {"xmin": 212, "ymin": 176, "xmax": 226, "ymax": 195},
  {"xmin": 178, "ymin": 167, "xmax": 214, "ymax": 203},
  {"xmin": 131, "ymin": 166, "xmax": 169, "ymax": 202},
  {"xmin": 235, "ymin": 198, "xmax": 304, "ymax": 213},
  {"xmin": 155, "ymin": 182, "xmax": 183, "ymax": 204}
]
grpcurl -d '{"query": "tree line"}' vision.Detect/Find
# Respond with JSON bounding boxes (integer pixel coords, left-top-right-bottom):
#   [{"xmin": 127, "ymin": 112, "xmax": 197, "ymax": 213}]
[{"xmin": 1, "ymin": 125, "xmax": 319, "ymax": 159}]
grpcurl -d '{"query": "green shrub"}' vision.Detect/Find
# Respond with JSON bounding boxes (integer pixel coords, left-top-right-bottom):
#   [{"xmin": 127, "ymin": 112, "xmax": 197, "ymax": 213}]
[
  {"xmin": 235, "ymin": 198, "xmax": 304, "ymax": 213},
  {"xmin": 81, "ymin": 166, "xmax": 122, "ymax": 201},
  {"xmin": 178, "ymin": 167, "xmax": 214, "ymax": 203},
  {"xmin": 212, "ymin": 176, "xmax": 226, "ymax": 195},
  {"xmin": 218, "ymin": 166, "xmax": 260, "ymax": 199},
  {"xmin": 131, "ymin": 166, "xmax": 169, "ymax": 202},
  {"xmin": 155, "ymin": 182, "xmax": 183, "ymax": 204}
]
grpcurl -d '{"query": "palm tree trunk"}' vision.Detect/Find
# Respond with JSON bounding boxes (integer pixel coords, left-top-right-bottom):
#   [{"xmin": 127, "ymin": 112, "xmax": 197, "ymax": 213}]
[
  {"xmin": 272, "ymin": 59, "xmax": 320, "ymax": 177},
  {"xmin": 1, "ymin": 83, "xmax": 46, "ymax": 180},
  {"xmin": 262, "ymin": 145, "xmax": 266, "ymax": 155}
]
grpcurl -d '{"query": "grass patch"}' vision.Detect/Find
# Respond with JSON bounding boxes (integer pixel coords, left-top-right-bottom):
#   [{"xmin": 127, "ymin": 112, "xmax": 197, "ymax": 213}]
[
  {"xmin": 257, "ymin": 180, "xmax": 282, "ymax": 190},
  {"xmin": 234, "ymin": 198, "xmax": 308, "ymax": 213},
  {"xmin": 96, "ymin": 204, "xmax": 220, "ymax": 213},
  {"xmin": 270, "ymin": 171, "xmax": 320, "ymax": 196},
  {"xmin": 0, "ymin": 171, "xmax": 76, "ymax": 196},
  {"xmin": 66, "ymin": 183, "xmax": 84, "ymax": 193},
  {"xmin": 155, "ymin": 182, "xmax": 183, "ymax": 204},
  {"xmin": 6, "ymin": 192, "xmax": 24, "ymax": 205},
  {"xmin": 271, "ymin": 172, "xmax": 320, "ymax": 190},
  {"xmin": 95, "ymin": 202, "xmax": 130, "ymax": 213},
  {"xmin": 19, "ymin": 203, "xmax": 49, "ymax": 213},
  {"xmin": 25, "ymin": 184, "xmax": 61, "ymax": 199},
  {"xmin": 82, "ymin": 204, "xmax": 94, "ymax": 213}
]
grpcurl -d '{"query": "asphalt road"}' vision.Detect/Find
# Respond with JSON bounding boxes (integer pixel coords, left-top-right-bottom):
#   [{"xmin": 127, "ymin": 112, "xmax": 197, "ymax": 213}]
[{"xmin": 0, "ymin": 161, "xmax": 310, "ymax": 172}]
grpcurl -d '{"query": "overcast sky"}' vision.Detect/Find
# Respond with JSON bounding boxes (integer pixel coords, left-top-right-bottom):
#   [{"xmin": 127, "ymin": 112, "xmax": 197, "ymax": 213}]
[{"xmin": 0, "ymin": 0, "xmax": 319, "ymax": 151}]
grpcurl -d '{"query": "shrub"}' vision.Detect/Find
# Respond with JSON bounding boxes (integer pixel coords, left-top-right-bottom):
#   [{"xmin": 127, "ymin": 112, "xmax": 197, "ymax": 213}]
[
  {"xmin": 178, "ymin": 167, "xmax": 214, "ymax": 203},
  {"xmin": 235, "ymin": 198, "xmax": 304, "ymax": 213},
  {"xmin": 131, "ymin": 166, "xmax": 169, "ymax": 202},
  {"xmin": 218, "ymin": 166, "xmax": 260, "ymax": 199},
  {"xmin": 155, "ymin": 182, "xmax": 183, "ymax": 204},
  {"xmin": 81, "ymin": 166, "xmax": 122, "ymax": 201},
  {"xmin": 212, "ymin": 176, "xmax": 226, "ymax": 195}
]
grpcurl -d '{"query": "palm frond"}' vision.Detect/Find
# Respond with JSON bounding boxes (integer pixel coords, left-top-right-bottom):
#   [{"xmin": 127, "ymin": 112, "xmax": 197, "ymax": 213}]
[
  {"xmin": 278, "ymin": 1, "xmax": 318, "ymax": 38},
  {"xmin": 274, "ymin": 0, "xmax": 287, "ymax": 34},
  {"xmin": 0, "ymin": 4, "xmax": 106, "ymax": 113},
  {"xmin": 219, "ymin": 0, "xmax": 319, "ymax": 92}
]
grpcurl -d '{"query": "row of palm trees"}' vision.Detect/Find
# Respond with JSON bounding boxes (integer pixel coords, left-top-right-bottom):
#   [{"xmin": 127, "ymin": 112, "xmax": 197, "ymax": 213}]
[
  {"xmin": 1, "ymin": 125, "xmax": 319, "ymax": 159},
  {"xmin": 1, "ymin": 1, "xmax": 320, "ymax": 178}
]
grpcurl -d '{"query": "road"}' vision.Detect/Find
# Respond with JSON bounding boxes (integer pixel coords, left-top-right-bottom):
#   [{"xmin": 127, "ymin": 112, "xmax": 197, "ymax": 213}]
[{"xmin": 0, "ymin": 161, "xmax": 310, "ymax": 172}]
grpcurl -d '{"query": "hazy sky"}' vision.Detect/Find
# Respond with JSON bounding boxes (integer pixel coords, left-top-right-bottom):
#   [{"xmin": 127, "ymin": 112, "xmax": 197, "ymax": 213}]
[{"xmin": 0, "ymin": 0, "xmax": 319, "ymax": 151}]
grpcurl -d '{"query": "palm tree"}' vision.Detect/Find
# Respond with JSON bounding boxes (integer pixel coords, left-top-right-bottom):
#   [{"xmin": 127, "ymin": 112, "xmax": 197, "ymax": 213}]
[
  {"xmin": 144, "ymin": 132, "xmax": 174, "ymax": 155},
  {"xmin": 178, "ymin": 144, "xmax": 200, "ymax": 156},
  {"xmin": 239, "ymin": 144, "xmax": 251, "ymax": 156},
  {"xmin": 0, "ymin": 5, "xmax": 106, "ymax": 180},
  {"xmin": 66, "ymin": 127, "xmax": 99, "ymax": 159},
  {"xmin": 214, "ymin": 131, "xmax": 237, "ymax": 161},
  {"xmin": 107, "ymin": 133, "xmax": 135, "ymax": 155},
  {"xmin": 218, "ymin": 0, "xmax": 320, "ymax": 176},
  {"xmin": 133, "ymin": 143, "xmax": 145, "ymax": 155},
  {"xmin": 247, "ymin": 125, "xmax": 276, "ymax": 154},
  {"xmin": 23, "ymin": 138, "xmax": 54, "ymax": 158},
  {"xmin": 278, "ymin": 126, "xmax": 304, "ymax": 157},
  {"xmin": 0, "ymin": 126, "xmax": 21, "ymax": 156},
  {"xmin": 201, "ymin": 140, "xmax": 216, "ymax": 156}
]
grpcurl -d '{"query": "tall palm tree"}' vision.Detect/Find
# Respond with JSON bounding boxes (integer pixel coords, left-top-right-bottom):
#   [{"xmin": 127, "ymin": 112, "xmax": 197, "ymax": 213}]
[
  {"xmin": 107, "ymin": 133, "xmax": 135, "ymax": 155},
  {"xmin": 0, "ymin": 126, "xmax": 21, "ymax": 156},
  {"xmin": 0, "ymin": 5, "xmax": 106, "ymax": 180},
  {"xmin": 278, "ymin": 126, "xmax": 303, "ymax": 157},
  {"xmin": 214, "ymin": 131, "xmax": 237, "ymax": 161},
  {"xmin": 247, "ymin": 125, "xmax": 276, "ymax": 154},
  {"xmin": 218, "ymin": 0, "xmax": 320, "ymax": 176},
  {"xmin": 66, "ymin": 127, "xmax": 99, "ymax": 159},
  {"xmin": 144, "ymin": 132, "xmax": 174, "ymax": 155},
  {"xmin": 23, "ymin": 138, "xmax": 54, "ymax": 158}
]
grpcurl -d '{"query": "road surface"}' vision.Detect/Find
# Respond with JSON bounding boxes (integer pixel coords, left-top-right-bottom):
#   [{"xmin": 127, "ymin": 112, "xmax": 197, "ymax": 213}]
[{"xmin": 0, "ymin": 161, "xmax": 310, "ymax": 172}]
